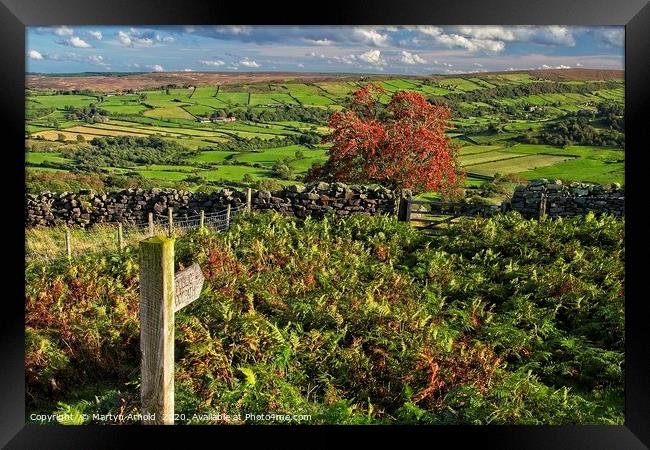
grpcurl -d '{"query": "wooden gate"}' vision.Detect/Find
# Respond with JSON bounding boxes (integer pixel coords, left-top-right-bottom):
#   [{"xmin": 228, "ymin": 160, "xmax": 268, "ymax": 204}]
[{"xmin": 404, "ymin": 199, "xmax": 466, "ymax": 229}]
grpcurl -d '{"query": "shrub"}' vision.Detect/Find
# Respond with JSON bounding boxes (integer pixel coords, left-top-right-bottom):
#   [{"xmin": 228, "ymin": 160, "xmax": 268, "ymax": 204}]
[{"xmin": 26, "ymin": 212, "xmax": 624, "ymax": 425}]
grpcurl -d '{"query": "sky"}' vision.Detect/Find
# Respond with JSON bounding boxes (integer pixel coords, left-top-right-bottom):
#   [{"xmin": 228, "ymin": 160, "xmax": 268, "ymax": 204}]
[{"xmin": 26, "ymin": 25, "xmax": 624, "ymax": 75}]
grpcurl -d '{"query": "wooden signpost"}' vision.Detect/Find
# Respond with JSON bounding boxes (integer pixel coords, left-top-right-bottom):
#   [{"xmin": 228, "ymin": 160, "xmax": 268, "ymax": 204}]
[
  {"xmin": 173, "ymin": 263, "xmax": 205, "ymax": 312},
  {"xmin": 139, "ymin": 236, "xmax": 205, "ymax": 425}
]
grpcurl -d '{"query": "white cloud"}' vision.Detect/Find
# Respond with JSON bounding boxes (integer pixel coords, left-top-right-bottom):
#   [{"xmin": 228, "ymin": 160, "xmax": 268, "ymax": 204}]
[
  {"xmin": 359, "ymin": 49, "xmax": 386, "ymax": 66},
  {"xmin": 414, "ymin": 26, "xmax": 443, "ymax": 37},
  {"xmin": 69, "ymin": 36, "xmax": 92, "ymax": 48},
  {"xmin": 473, "ymin": 62, "xmax": 483, "ymax": 67},
  {"xmin": 542, "ymin": 26, "xmax": 575, "ymax": 46},
  {"xmin": 117, "ymin": 28, "xmax": 167, "ymax": 47},
  {"xmin": 593, "ymin": 28, "xmax": 624, "ymax": 47},
  {"xmin": 400, "ymin": 51, "xmax": 426, "ymax": 65},
  {"xmin": 454, "ymin": 25, "xmax": 575, "ymax": 46},
  {"xmin": 183, "ymin": 68, "xmax": 193, "ymax": 72},
  {"xmin": 455, "ymin": 26, "xmax": 515, "ymax": 41},
  {"xmin": 538, "ymin": 63, "xmax": 571, "ymax": 69},
  {"xmin": 352, "ymin": 28, "xmax": 389, "ymax": 46},
  {"xmin": 117, "ymin": 31, "xmax": 132, "ymax": 46},
  {"xmin": 88, "ymin": 31, "xmax": 102, "ymax": 40},
  {"xmin": 576, "ymin": 62, "xmax": 583, "ymax": 67},
  {"xmin": 297, "ymin": 63, "xmax": 305, "ymax": 68},
  {"xmin": 307, "ymin": 39, "xmax": 333, "ymax": 46},
  {"xmin": 224, "ymin": 26, "xmax": 252, "ymax": 35},
  {"xmin": 35, "ymin": 52, "xmax": 108, "ymax": 67},
  {"xmin": 28, "ymin": 50, "xmax": 43, "ymax": 60},
  {"xmin": 435, "ymin": 34, "xmax": 505, "ymax": 53},
  {"xmin": 200, "ymin": 60, "xmax": 225, "ymax": 66},
  {"xmin": 239, "ymin": 58, "xmax": 260, "ymax": 68},
  {"xmin": 54, "ymin": 26, "xmax": 73, "ymax": 37},
  {"xmin": 150, "ymin": 64, "xmax": 164, "ymax": 72}
]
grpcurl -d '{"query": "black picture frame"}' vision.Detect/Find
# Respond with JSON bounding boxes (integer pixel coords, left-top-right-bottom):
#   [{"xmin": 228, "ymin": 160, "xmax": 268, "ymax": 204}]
[{"xmin": 3, "ymin": 0, "xmax": 649, "ymax": 447}]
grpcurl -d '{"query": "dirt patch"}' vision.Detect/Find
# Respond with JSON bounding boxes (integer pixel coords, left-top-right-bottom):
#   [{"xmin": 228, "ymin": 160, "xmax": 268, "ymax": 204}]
[
  {"xmin": 27, "ymin": 72, "xmax": 405, "ymax": 92},
  {"xmin": 26, "ymin": 69, "xmax": 623, "ymax": 93}
]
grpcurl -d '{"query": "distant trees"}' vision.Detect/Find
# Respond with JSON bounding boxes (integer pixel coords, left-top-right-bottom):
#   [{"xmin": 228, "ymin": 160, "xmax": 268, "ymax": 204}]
[
  {"xmin": 71, "ymin": 135, "xmax": 198, "ymax": 170},
  {"xmin": 443, "ymin": 81, "xmax": 620, "ymax": 104},
  {"xmin": 63, "ymin": 105, "xmax": 108, "ymax": 123},
  {"xmin": 522, "ymin": 116, "xmax": 625, "ymax": 147},
  {"xmin": 26, "ymin": 106, "xmax": 55, "ymax": 121},
  {"xmin": 272, "ymin": 163, "xmax": 294, "ymax": 180},
  {"xmin": 220, "ymin": 104, "xmax": 331, "ymax": 124}
]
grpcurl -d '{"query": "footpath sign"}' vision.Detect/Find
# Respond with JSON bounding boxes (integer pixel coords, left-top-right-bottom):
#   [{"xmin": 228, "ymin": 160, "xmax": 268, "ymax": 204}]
[{"xmin": 139, "ymin": 236, "xmax": 205, "ymax": 425}]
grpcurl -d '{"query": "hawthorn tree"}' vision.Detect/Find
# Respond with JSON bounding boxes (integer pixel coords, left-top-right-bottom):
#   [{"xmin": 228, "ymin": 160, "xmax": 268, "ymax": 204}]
[{"xmin": 307, "ymin": 84, "xmax": 464, "ymax": 196}]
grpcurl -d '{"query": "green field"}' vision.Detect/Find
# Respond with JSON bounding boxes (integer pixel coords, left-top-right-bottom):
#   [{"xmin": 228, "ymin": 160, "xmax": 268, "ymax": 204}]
[
  {"xmin": 25, "ymin": 152, "xmax": 70, "ymax": 164},
  {"xmin": 188, "ymin": 151, "xmax": 240, "ymax": 163},
  {"xmin": 466, "ymin": 154, "xmax": 576, "ymax": 177},
  {"xmin": 30, "ymin": 94, "xmax": 98, "ymax": 108},
  {"xmin": 459, "ymin": 151, "xmax": 526, "ymax": 166},
  {"xmin": 26, "ymin": 72, "xmax": 625, "ymax": 188},
  {"xmin": 521, "ymin": 158, "xmax": 625, "ymax": 185}
]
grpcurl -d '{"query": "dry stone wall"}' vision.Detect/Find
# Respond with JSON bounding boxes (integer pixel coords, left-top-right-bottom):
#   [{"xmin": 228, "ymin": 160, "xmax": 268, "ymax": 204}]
[
  {"xmin": 25, "ymin": 179, "xmax": 624, "ymax": 228},
  {"xmin": 508, "ymin": 179, "xmax": 624, "ymax": 218},
  {"xmin": 25, "ymin": 182, "xmax": 398, "ymax": 228}
]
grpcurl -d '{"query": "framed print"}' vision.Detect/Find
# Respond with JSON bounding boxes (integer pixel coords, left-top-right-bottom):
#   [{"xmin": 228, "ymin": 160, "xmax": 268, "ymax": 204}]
[{"xmin": 2, "ymin": 0, "xmax": 649, "ymax": 447}]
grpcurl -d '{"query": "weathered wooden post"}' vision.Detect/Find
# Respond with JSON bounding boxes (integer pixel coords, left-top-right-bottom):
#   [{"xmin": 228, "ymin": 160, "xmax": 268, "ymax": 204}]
[
  {"xmin": 226, "ymin": 204, "xmax": 231, "ymax": 228},
  {"xmin": 139, "ymin": 236, "xmax": 175, "ymax": 425},
  {"xmin": 139, "ymin": 237, "xmax": 205, "ymax": 425},
  {"xmin": 246, "ymin": 188, "xmax": 252, "ymax": 214},
  {"xmin": 168, "ymin": 208, "xmax": 173, "ymax": 236},
  {"xmin": 117, "ymin": 223, "xmax": 124, "ymax": 250},
  {"xmin": 539, "ymin": 193, "xmax": 548, "ymax": 218},
  {"xmin": 199, "ymin": 210, "xmax": 205, "ymax": 230},
  {"xmin": 148, "ymin": 213, "xmax": 154, "ymax": 237},
  {"xmin": 64, "ymin": 228, "xmax": 72, "ymax": 260},
  {"xmin": 406, "ymin": 199, "xmax": 412, "ymax": 223}
]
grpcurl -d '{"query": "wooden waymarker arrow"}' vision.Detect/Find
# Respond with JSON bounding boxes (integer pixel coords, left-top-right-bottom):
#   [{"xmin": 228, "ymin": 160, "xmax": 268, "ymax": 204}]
[{"xmin": 174, "ymin": 263, "xmax": 205, "ymax": 312}]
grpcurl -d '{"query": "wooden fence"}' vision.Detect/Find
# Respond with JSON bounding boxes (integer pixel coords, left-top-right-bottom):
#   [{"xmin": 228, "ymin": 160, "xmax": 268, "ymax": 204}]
[
  {"xmin": 398, "ymin": 194, "xmax": 548, "ymax": 229},
  {"xmin": 26, "ymin": 203, "xmax": 247, "ymax": 262},
  {"xmin": 402, "ymin": 199, "xmax": 470, "ymax": 229}
]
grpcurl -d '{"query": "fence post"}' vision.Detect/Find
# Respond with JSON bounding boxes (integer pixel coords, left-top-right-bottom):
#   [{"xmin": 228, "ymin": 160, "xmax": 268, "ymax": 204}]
[
  {"xmin": 538, "ymin": 193, "xmax": 548, "ymax": 218},
  {"xmin": 117, "ymin": 223, "xmax": 124, "ymax": 250},
  {"xmin": 168, "ymin": 208, "xmax": 173, "ymax": 236},
  {"xmin": 199, "ymin": 210, "xmax": 205, "ymax": 230},
  {"xmin": 246, "ymin": 188, "xmax": 252, "ymax": 214},
  {"xmin": 148, "ymin": 213, "xmax": 154, "ymax": 237},
  {"xmin": 139, "ymin": 236, "xmax": 175, "ymax": 425},
  {"xmin": 64, "ymin": 228, "xmax": 72, "ymax": 260},
  {"xmin": 406, "ymin": 199, "xmax": 412, "ymax": 223}
]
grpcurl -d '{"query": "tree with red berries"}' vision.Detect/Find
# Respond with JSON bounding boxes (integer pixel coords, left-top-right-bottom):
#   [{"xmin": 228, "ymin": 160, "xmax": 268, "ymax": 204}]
[{"xmin": 307, "ymin": 84, "xmax": 463, "ymax": 196}]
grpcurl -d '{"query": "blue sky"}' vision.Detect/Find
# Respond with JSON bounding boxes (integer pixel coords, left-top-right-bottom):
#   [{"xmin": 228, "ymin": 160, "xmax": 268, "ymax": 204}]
[{"xmin": 26, "ymin": 26, "xmax": 624, "ymax": 74}]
